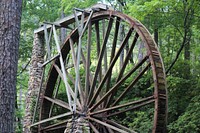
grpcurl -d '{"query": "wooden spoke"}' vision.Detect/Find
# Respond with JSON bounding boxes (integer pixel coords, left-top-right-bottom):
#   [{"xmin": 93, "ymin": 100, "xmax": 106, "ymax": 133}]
[
  {"xmin": 44, "ymin": 96, "xmax": 72, "ymax": 111},
  {"xmin": 74, "ymin": 35, "xmax": 82, "ymax": 112},
  {"xmin": 88, "ymin": 117, "xmax": 128, "ymax": 133},
  {"xmin": 41, "ymin": 54, "xmax": 60, "ymax": 67},
  {"xmin": 80, "ymin": 10, "xmax": 94, "ymax": 37},
  {"xmin": 49, "ymin": 77, "xmax": 61, "ymax": 117},
  {"xmin": 42, "ymin": 125, "xmax": 66, "ymax": 132},
  {"xmin": 90, "ymin": 96, "xmax": 154, "ymax": 116},
  {"xmin": 103, "ymin": 126, "xmax": 109, "ymax": 133},
  {"xmin": 88, "ymin": 17, "xmax": 114, "ymax": 104},
  {"xmin": 94, "ymin": 21, "xmax": 102, "ymax": 82},
  {"xmin": 89, "ymin": 122, "xmax": 100, "ymax": 133},
  {"xmin": 32, "ymin": 8, "xmax": 167, "ymax": 132},
  {"xmin": 69, "ymin": 38, "xmax": 77, "ymax": 66},
  {"xmin": 107, "ymin": 55, "xmax": 149, "ymax": 107},
  {"xmin": 94, "ymin": 21, "xmax": 104, "ymax": 104},
  {"xmin": 41, "ymin": 120, "xmax": 68, "ymax": 131},
  {"xmin": 30, "ymin": 112, "xmax": 72, "ymax": 127},
  {"xmin": 106, "ymin": 120, "xmax": 137, "ymax": 133},
  {"xmin": 53, "ymin": 63, "xmax": 64, "ymax": 81},
  {"xmin": 107, "ymin": 127, "xmax": 115, "ymax": 133},
  {"xmin": 81, "ymin": 49, "xmax": 94, "ymax": 84},
  {"xmin": 106, "ymin": 32, "xmax": 139, "ymax": 107},
  {"xmin": 107, "ymin": 99, "xmax": 154, "ymax": 117},
  {"xmin": 71, "ymin": 39, "xmax": 94, "ymax": 104},
  {"xmin": 116, "ymin": 33, "xmax": 139, "ymax": 81},
  {"xmin": 53, "ymin": 25, "xmax": 72, "ymax": 111},
  {"xmin": 69, "ymin": 38, "xmax": 85, "ymax": 106},
  {"xmin": 65, "ymin": 69, "xmax": 85, "ymax": 102},
  {"xmin": 104, "ymin": 17, "xmax": 121, "ymax": 107},
  {"xmin": 102, "ymin": 19, "xmax": 108, "ymax": 74},
  {"xmin": 73, "ymin": 10, "xmax": 94, "ymax": 111},
  {"xmin": 85, "ymin": 21, "xmax": 92, "ymax": 104},
  {"xmin": 53, "ymin": 63, "xmax": 82, "ymax": 109},
  {"xmin": 89, "ymin": 28, "xmax": 133, "ymax": 107},
  {"xmin": 65, "ymin": 70, "xmax": 75, "ymax": 85},
  {"xmin": 54, "ymin": 63, "xmax": 77, "ymax": 98},
  {"xmin": 89, "ymin": 56, "xmax": 149, "ymax": 112},
  {"xmin": 112, "ymin": 62, "xmax": 151, "ymax": 106}
]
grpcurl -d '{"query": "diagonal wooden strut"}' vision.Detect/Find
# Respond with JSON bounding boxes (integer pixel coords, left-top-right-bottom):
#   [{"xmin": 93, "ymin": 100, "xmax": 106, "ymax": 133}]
[
  {"xmin": 73, "ymin": 9, "xmax": 94, "ymax": 112},
  {"xmin": 53, "ymin": 24, "xmax": 73, "ymax": 111}
]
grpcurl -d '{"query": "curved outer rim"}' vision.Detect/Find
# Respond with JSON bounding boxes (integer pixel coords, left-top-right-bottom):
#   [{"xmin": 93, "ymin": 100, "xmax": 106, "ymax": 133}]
[{"xmin": 40, "ymin": 10, "xmax": 167, "ymax": 133}]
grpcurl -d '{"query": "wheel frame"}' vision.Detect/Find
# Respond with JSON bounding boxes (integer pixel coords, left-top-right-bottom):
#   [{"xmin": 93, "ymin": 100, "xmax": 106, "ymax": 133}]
[{"xmin": 31, "ymin": 9, "xmax": 167, "ymax": 133}]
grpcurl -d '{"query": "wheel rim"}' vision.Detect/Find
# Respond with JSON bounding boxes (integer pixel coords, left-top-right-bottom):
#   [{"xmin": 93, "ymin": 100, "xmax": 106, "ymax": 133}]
[{"xmin": 38, "ymin": 10, "xmax": 167, "ymax": 133}]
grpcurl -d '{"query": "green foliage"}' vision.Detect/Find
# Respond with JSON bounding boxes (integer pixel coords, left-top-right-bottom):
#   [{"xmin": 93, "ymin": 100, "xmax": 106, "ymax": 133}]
[
  {"xmin": 168, "ymin": 96, "xmax": 200, "ymax": 132},
  {"xmin": 16, "ymin": 0, "xmax": 200, "ymax": 132},
  {"xmin": 127, "ymin": 109, "xmax": 153, "ymax": 132},
  {"xmin": 61, "ymin": 0, "xmax": 98, "ymax": 15},
  {"xmin": 122, "ymin": 0, "xmax": 200, "ymax": 132},
  {"xmin": 126, "ymin": 0, "xmax": 166, "ymax": 21},
  {"xmin": 15, "ymin": 108, "xmax": 24, "ymax": 133}
]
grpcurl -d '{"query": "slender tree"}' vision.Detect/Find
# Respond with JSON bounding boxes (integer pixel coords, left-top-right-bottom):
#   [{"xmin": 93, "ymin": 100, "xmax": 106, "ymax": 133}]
[{"xmin": 0, "ymin": 0, "xmax": 22, "ymax": 132}]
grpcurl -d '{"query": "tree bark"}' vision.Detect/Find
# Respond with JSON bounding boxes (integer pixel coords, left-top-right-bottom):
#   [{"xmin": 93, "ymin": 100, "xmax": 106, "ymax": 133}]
[
  {"xmin": 0, "ymin": 0, "xmax": 22, "ymax": 132},
  {"xmin": 60, "ymin": 10, "xmax": 67, "ymax": 44},
  {"xmin": 154, "ymin": 27, "xmax": 158, "ymax": 45}
]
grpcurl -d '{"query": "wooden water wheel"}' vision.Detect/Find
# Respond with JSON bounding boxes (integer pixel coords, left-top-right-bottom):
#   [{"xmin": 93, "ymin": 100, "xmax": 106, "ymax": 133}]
[{"xmin": 25, "ymin": 4, "xmax": 167, "ymax": 133}]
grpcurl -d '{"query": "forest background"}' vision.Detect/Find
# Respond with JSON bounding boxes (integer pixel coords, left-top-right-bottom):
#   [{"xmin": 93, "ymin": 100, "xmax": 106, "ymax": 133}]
[{"xmin": 16, "ymin": 0, "xmax": 200, "ymax": 132}]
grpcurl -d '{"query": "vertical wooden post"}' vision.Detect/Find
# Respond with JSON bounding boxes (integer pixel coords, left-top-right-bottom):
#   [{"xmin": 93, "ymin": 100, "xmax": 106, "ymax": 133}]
[
  {"xmin": 119, "ymin": 23, "xmax": 125, "ymax": 69},
  {"xmin": 23, "ymin": 34, "xmax": 44, "ymax": 133}
]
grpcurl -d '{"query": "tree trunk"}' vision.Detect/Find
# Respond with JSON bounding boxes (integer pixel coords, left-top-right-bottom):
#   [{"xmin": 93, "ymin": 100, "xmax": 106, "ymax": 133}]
[
  {"xmin": 60, "ymin": 10, "xmax": 67, "ymax": 44},
  {"xmin": 183, "ymin": 31, "xmax": 191, "ymax": 79},
  {"xmin": 0, "ymin": 0, "xmax": 22, "ymax": 132},
  {"xmin": 182, "ymin": 0, "xmax": 194, "ymax": 79},
  {"xmin": 154, "ymin": 27, "xmax": 158, "ymax": 45}
]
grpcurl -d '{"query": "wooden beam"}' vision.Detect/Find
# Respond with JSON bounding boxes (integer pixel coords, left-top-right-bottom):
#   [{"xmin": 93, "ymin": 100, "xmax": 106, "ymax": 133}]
[
  {"xmin": 34, "ymin": 4, "xmax": 111, "ymax": 34},
  {"xmin": 30, "ymin": 112, "xmax": 72, "ymax": 127}
]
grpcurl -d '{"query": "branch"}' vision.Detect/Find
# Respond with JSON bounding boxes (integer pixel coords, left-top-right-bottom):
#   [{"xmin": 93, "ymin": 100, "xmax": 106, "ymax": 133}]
[
  {"xmin": 17, "ymin": 59, "xmax": 31, "ymax": 76},
  {"xmin": 17, "ymin": 80, "xmax": 28, "ymax": 88},
  {"xmin": 166, "ymin": 0, "xmax": 195, "ymax": 74},
  {"xmin": 161, "ymin": 8, "xmax": 184, "ymax": 37},
  {"xmin": 166, "ymin": 12, "xmax": 191, "ymax": 75},
  {"xmin": 165, "ymin": 40, "xmax": 189, "ymax": 74}
]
